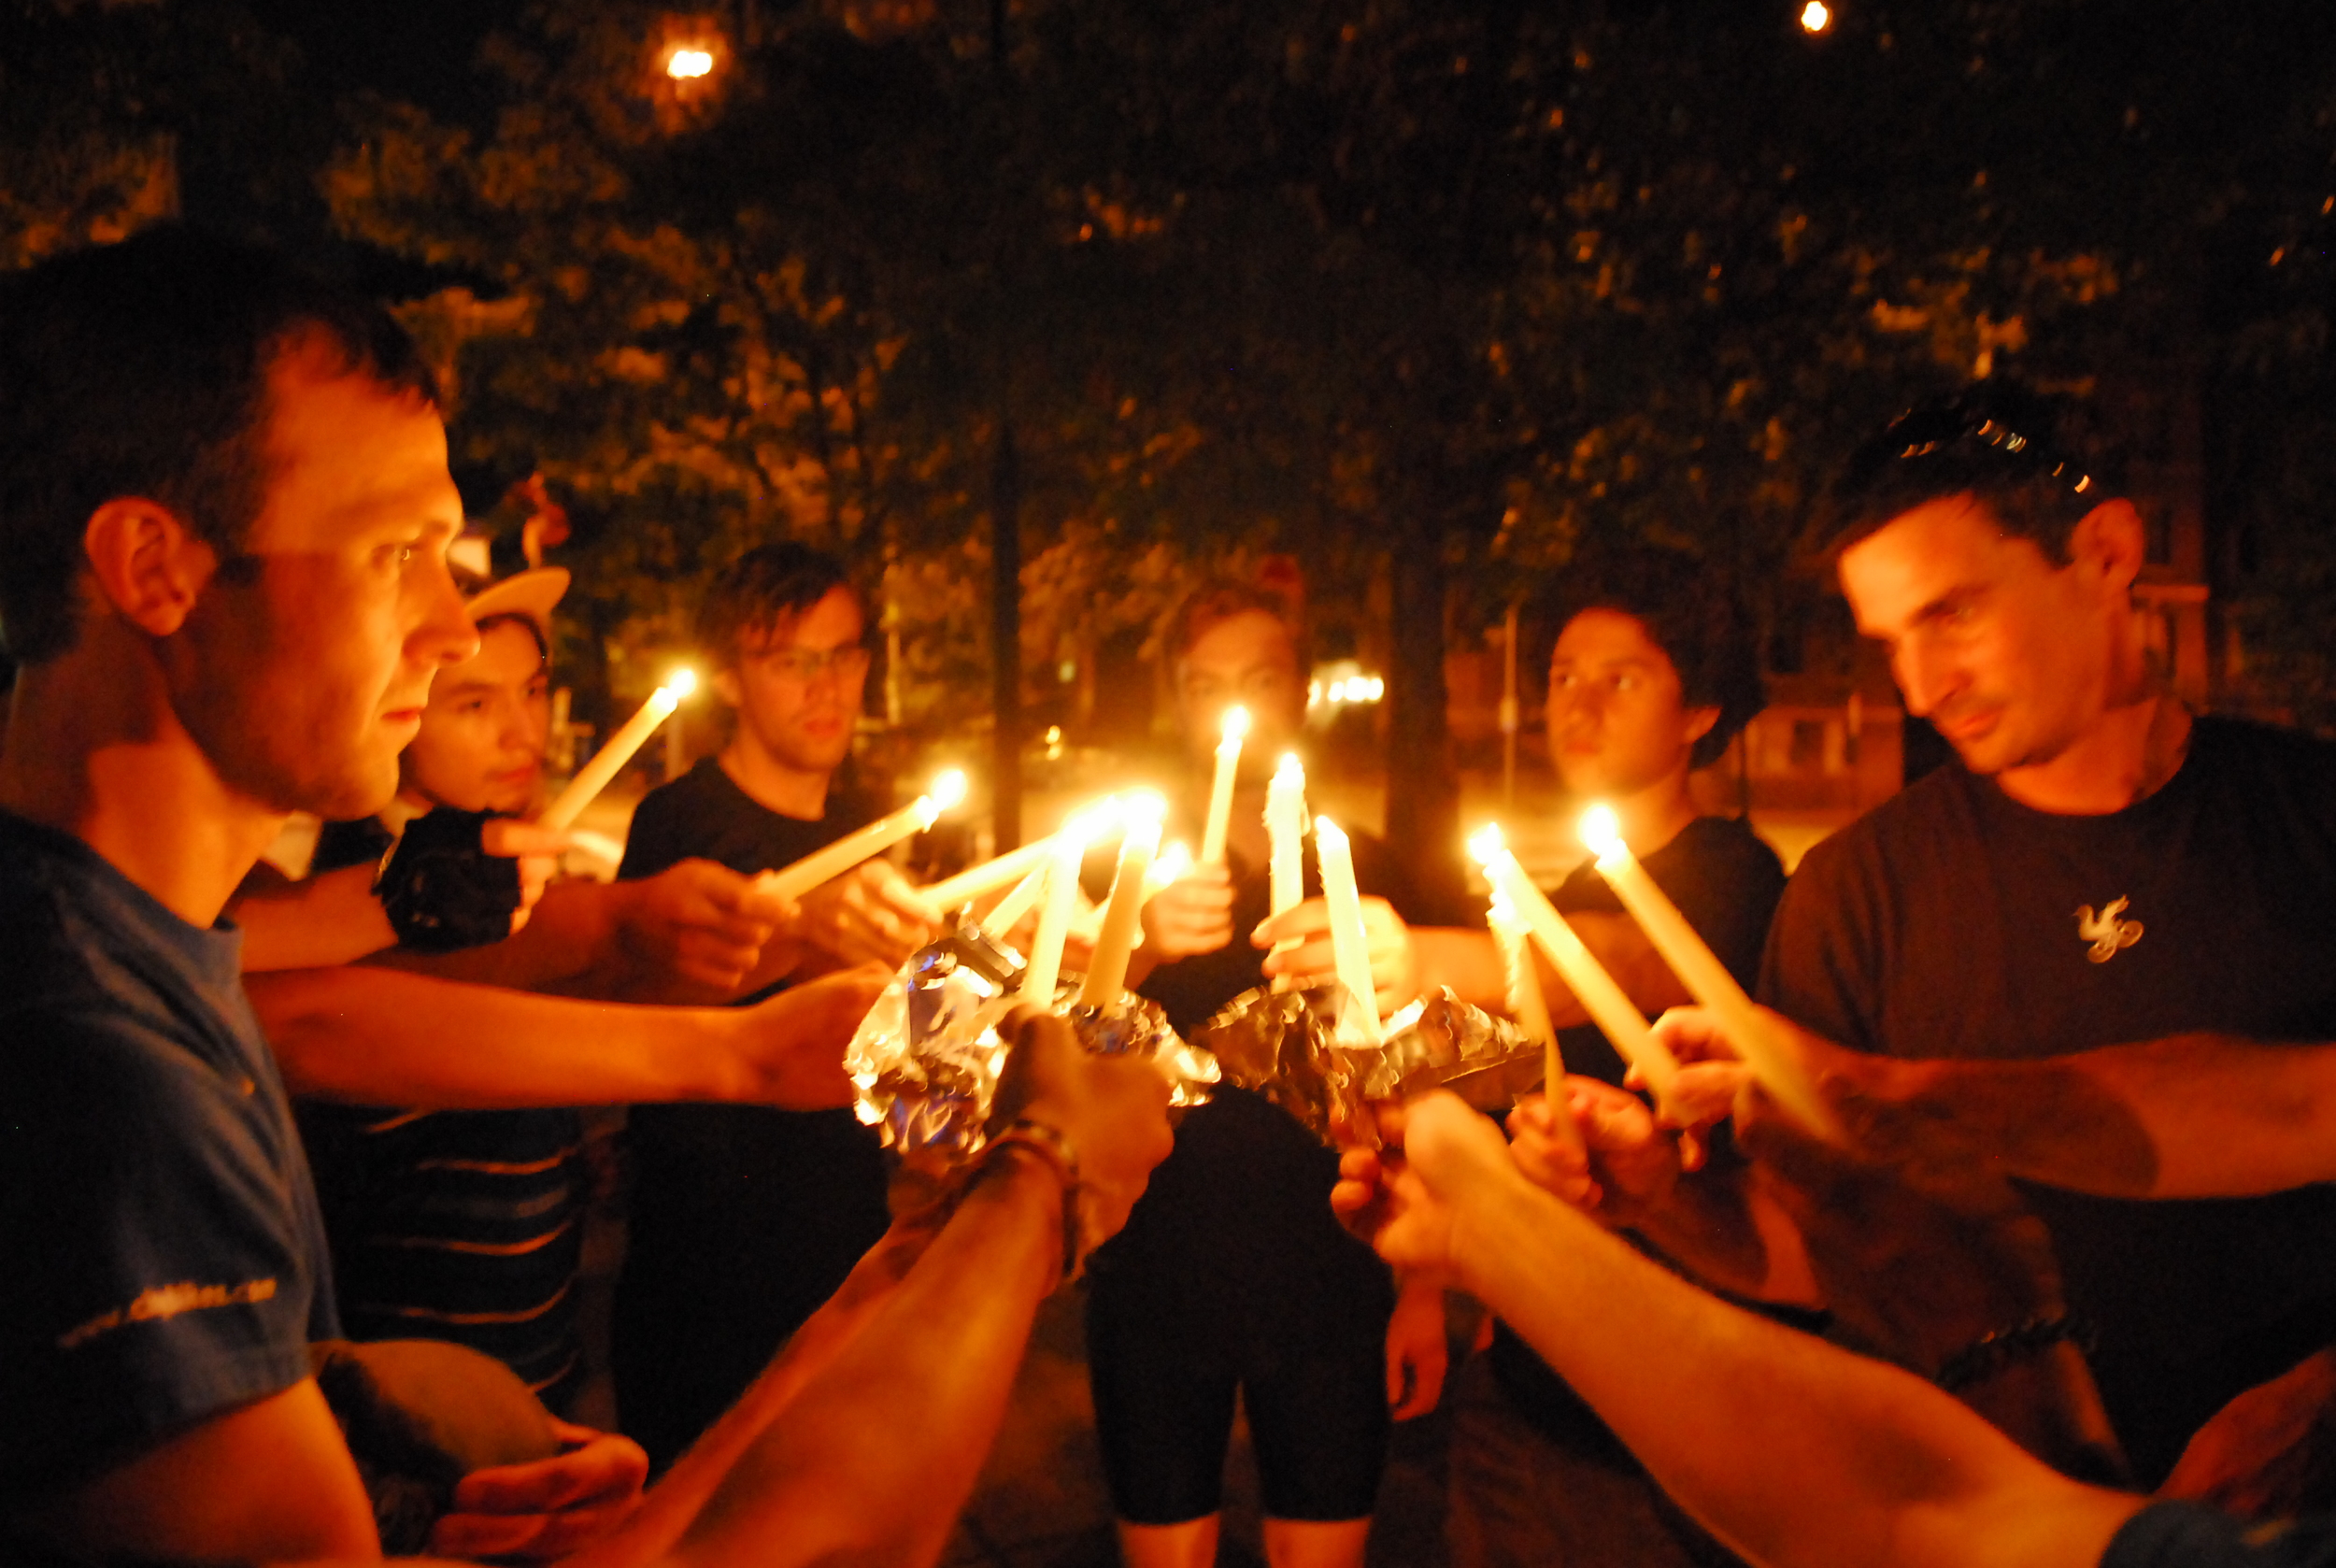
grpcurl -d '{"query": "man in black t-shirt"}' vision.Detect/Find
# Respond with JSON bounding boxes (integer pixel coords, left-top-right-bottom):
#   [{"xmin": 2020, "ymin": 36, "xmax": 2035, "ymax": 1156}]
[
  {"xmin": 1574, "ymin": 392, "xmax": 2336, "ymax": 1493},
  {"xmin": 611, "ymin": 542, "xmax": 941, "ymax": 1469}
]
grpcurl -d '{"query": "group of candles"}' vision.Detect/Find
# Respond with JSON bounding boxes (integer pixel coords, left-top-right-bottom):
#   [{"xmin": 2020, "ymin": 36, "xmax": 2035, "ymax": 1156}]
[{"xmin": 552, "ymin": 679, "xmax": 1810, "ymax": 1126}]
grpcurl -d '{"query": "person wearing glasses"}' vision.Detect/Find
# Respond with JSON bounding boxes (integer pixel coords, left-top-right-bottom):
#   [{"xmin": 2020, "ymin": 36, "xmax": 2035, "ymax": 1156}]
[
  {"xmin": 1573, "ymin": 390, "xmax": 2336, "ymax": 1501},
  {"xmin": 609, "ymin": 541, "xmax": 942, "ymax": 1469}
]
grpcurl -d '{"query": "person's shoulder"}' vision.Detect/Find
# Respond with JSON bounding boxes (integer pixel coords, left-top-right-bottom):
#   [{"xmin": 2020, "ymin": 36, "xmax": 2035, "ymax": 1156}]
[
  {"xmin": 1674, "ymin": 815, "xmax": 1786, "ymax": 877},
  {"xmin": 1787, "ymin": 764, "xmax": 1976, "ymax": 886}
]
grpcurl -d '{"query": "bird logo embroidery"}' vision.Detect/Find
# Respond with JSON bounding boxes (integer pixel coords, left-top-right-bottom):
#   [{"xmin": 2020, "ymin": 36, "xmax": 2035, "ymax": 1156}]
[{"xmin": 2074, "ymin": 897, "xmax": 2144, "ymax": 963}]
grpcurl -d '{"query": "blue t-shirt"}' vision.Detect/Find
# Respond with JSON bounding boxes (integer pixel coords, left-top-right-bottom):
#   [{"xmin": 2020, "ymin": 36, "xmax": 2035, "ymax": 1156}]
[
  {"xmin": 0, "ymin": 809, "xmax": 337, "ymax": 1501},
  {"xmin": 2105, "ymin": 1504, "xmax": 2336, "ymax": 1568}
]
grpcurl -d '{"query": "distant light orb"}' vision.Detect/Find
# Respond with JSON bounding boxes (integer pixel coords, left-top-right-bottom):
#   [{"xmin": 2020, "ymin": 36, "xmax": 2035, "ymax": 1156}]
[
  {"xmin": 1799, "ymin": 1, "xmax": 1830, "ymax": 33},
  {"xmin": 666, "ymin": 46, "xmax": 715, "ymax": 79}
]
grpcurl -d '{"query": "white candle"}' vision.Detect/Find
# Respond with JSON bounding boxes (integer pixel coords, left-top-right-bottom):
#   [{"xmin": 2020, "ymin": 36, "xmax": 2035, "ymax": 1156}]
[
  {"xmin": 1076, "ymin": 799, "xmax": 1163, "ymax": 1009},
  {"xmin": 1313, "ymin": 816, "xmax": 1381, "ymax": 1044},
  {"xmin": 923, "ymin": 834, "xmax": 1060, "ymax": 911},
  {"xmin": 1579, "ymin": 805, "xmax": 1830, "ymax": 1131},
  {"xmin": 1265, "ymin": 753, "xmax": 1305, "ymax": 919},
  {"xmin": 755, "ymin": 769, "xmax": 968, "ymax": 903},
  {"xmin": 1471, "ymin": 826, "xmax": 1675, "ymax": 1089},
  {"xmin": 1199, "ymin": 706, "xmax": 1250, "ymax": 865},
  {"xmin": 983, "ymin": 864, "xmax": 1049, "ymax": 939},
  {"xmin": 1018, "ymin": 815, "xmax": 1093, "ymax": 1004},
  {"xmin": 1490, "ymin": 890, "xmax": 1560, "ymax": 1071},
  {"xmin": 538, "ymin": 670, "xmax": 696, "ymax": 832}
]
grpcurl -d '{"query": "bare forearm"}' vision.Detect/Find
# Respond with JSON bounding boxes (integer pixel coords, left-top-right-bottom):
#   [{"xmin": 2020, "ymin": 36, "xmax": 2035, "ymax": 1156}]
[
  {"xmin": 1629, "ymin": 1162, "xmax": 1820, "ymax": 1308},
  {"xmin": 1924, "ymin": 1036, "xmax": 2336, "ymax": 1199},
  {"xmin": 249, "ymin": 966, "xmax": 749, "ymax": 1108},
  {"xmin": 667, "ymin": 1157, "xmax": 1061, "ymax": 1568},
  {"xmin": 1455, "ymin": 1172, "xmax": 2141, "ymax": 1568},
  {"xmin": 234, "ymin": 865, "xmax": 395, "ymax": 972}
]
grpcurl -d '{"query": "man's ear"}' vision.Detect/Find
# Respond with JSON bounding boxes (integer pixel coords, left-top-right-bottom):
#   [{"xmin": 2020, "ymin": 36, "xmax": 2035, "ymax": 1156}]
[
  {"xmin": 1684, "ymin": 704, "xmax": 1721, "ymax": 748},
  {"xmin": 82, "ymin": 499, "xmax": 218, "ymax": 638},
  {"xmin": 712, "ymin": 665, "xmax": 744, "ymax": 709},
  {"xmin": 2069, "ymin": 498, "xmax": 2145, "ymax": 599}
]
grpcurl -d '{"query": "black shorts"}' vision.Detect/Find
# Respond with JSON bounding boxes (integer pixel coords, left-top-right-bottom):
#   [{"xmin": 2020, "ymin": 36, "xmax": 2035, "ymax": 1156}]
[{"xmin": 1083, "ymin": 1090, "xmax": 1395, "ymax": 1524}]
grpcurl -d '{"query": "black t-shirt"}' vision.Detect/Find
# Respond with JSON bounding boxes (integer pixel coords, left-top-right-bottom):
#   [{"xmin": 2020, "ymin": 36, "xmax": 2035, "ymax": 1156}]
[
  {"xmin": 2104, "ymin": 1504, "xmax": 2336, "ymax": 1568},
  {"xmin": 1762, "ymin": 717, "xmax": 2336, "ymax": 1484},
  {"xmin": 1488, "ymin": 815, "xmax": 1788, "ymax": 1445},
  {"xmin": 610, "ymin": 755, "xmax": 893, "ymax": 1467},
  {"xmin": 0, "ymin": 810, "xmax": 338, "ymax": 1501}
]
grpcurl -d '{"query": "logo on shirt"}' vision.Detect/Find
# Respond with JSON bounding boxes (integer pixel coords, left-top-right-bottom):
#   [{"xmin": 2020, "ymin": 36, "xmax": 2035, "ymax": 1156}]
[
  {"xmin": 2074, "ymin": 897, "xmax": 2144, "ymax": 964},
  {"xmin": 57, "ymin": 1277, "xmax": 278, "ymax": 1350}
]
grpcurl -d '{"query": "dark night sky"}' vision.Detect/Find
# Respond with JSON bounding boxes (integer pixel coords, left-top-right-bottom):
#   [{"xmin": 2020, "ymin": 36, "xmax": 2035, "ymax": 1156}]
[{"xmin": 244, "ymin": 0, "xmax": 520, "ymax": 124}]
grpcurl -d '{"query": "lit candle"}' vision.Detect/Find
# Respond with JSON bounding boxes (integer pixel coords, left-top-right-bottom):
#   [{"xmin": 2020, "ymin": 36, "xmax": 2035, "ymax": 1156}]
[
  {"xmin": 983, "ymin": 864, "xmax": 1049, "ymax": 939},
  {"xmin": 1470, "ymin": 825, "xmax": 1676, "ymax": 1090},
  {"xmin": 923, "ymin": 834, "xmax": 1060, "ymax": 911},
  {"xmin": 1018, "ymin": 810, "xmax": 1097, "ymax": 1004},
  {"xmin": 1265, "ymin": 753, "xmax": 1305, "ymax": 919},
  {"xmin": 1076, "ymin": 795, "xmax": 1164, "ymax": 1008},
  {"xmin": 1579, "ymin": 805, "xmax": 1830, "ymax": 1131},
  {"xmin": 538, "ymin": 670, "xmax": 696, "ymax": 832},
  {"xmin": 1313, "ymin": 816, "xmax": 1381, "ymax": 1044},
  {"xmin": 755, "ymin": 769, "xmax": 968, "ymax": 903},
  {"xmin": 1490, "ymin": 889, "xmax": 1560, "ymax": 1075},
  {"xmin": 1199, "ymin": 706, "xmax": 1250, "ymax": 865}
]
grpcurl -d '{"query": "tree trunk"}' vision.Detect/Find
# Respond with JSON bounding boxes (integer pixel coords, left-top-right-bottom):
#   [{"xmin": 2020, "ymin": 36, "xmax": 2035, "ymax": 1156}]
[
  {"xmin": 1385, "ymin": 510, "xmax": 1463, "ymax": 915},
  {"xmin": 990, "ymin": 417, "xmax": 1023, "ymax": 850}
]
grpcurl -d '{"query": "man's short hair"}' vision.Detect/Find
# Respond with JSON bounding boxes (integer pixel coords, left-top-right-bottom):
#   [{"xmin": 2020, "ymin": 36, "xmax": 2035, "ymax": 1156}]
[
  {"xmin": 0, "ymin": 226, "xmax": 438, "ymax": 665},
  {"xmin": 697, "ymin": 541, "xmax": 858, "ymax": 669},
  {"xmin": 1542, "ymin": 545, "xmax": 1765, "ymax": 771},
  {"xmin": 1824, "ymin": 387, "xmax": 2115, "ymax": 566},
  {"xmin": 1163, "ymin": 577, "xmax": 1310, "ymax": 674}
]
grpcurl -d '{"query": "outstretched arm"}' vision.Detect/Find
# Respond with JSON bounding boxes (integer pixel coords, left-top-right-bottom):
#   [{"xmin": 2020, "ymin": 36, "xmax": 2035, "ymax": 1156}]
[
  {"xmin": 1654, "ymin": 1007, "xmax": 2336, "ymax": 1201},
  {"xmin": 249, "ymin": 964, "xmax": 882, "ymax": 1111},
  {"xmin": 1339, "ymin": 1095, "xmax": 2146, "ymax": 1568}
]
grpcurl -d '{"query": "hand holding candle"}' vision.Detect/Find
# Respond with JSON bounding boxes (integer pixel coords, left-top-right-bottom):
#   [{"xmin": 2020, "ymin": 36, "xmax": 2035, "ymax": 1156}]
[
  {"xmin": 1199, "ymin": 706, "xmax": 1250, "ymax": 866},
  {"xmin": 539, "ymin": 669, "xmax": 696, "ymax": 833},
  {"xmin": 1579, "ymin": 805, "xmax": 1833, "ymax": 1133},
  {"xmin": 757, "ymin": 768, "xmax": 968, "ymax": 903}
]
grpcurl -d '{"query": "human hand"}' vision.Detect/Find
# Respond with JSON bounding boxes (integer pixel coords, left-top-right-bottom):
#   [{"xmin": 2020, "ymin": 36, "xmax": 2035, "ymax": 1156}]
[
  {"xmin": 1332, "ymin": 1093, "xmax": 1518, "ymax": 1277},
  {"xmin": 1559, "ymin": 1077, "xmax": 1688, "ymax": 1229},
  {"xmin": 1386, "ymin": 1275, "xmax": 1449, "ymax": 1420},
  {"xmin": 1504, "ymin": 1090, "xmax": 1599, "ymax": 1208},
  {"xmin": 1142, "ymin": 861, "xmax": 1235, "ymax": 961},
  {"xmin": 620, "ymin": 858, "xmax": 796, "ymax": 992},
  {"xmin": 989, "ymin": 1007, "xmax": 1175, "ymax": 1255},
  {"xmin": 1254, "ymin": 896, "xmax": 1421, "ymax": 1015},
  {"xmin": 797, "ymin": 859, "xmax": 942, "ymax": 971},
  {"xmin": 1651, "ymin": 1005, "xmax": 1944, "ymax": 1173},
  {"xmin": 430, "ymin": 1418, "xmax": 648, "ymax": 1560},
  {"xmin": 734, "ymin": 964, "xmax": 890, "ymax": 1107},
  {"xmin": 479, "ymin": 819, "xmax": 568, "ymax": 936}
]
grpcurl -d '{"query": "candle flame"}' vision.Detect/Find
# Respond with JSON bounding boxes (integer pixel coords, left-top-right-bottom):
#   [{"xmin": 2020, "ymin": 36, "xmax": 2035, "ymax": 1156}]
[
  {"xmin": 1468, "ymin": 823, "xmax": 1507, "ymax": 865},
  {"xmin": 1221, "ymin": 706, "xmax": 1251, "ymax": 743},
  {"xmin": 929, "ymin": 768, "xmax": 969, "ymax": 811},
  {"xmin": 1123, "ymin": 789, "xmax": 1168, "ymax": 825},
  {"xmin": 666, "ymin": 667, "xmax": 698, "ymax": 699},
  {"xmin": 1580, "ymin": 805, "xmax": 1626, "ymax": 864},
  {"xmin": 1274, "ymin": 752, "xmax": 1303, "ymax": 784}
]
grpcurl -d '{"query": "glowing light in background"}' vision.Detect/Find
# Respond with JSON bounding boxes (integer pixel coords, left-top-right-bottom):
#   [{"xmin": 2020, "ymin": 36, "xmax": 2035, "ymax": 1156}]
[
  {"xmin": 1799, "ymin": 1, "xmax": 1830, "ymax": 33},
  {"xmin": 666, "ymin": 46, "xmax": 715, "ymax": 78}
]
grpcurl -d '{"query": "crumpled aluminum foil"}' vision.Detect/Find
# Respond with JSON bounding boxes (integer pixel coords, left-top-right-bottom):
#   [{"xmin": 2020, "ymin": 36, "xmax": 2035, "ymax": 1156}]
[
  {"xmin": 1193, "ymin": 984, "xmax": 1546, "ymax": 1147},
  {"xmin": 846, "ymin": 923, "xmax": 1218, "ymax": 1174}
]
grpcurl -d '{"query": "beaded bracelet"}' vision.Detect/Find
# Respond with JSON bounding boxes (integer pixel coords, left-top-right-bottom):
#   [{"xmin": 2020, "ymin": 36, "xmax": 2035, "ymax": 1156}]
[
  {"xmin": 1933, "ymin": 1314, "xmax": 2096, "ymax": 1394},
  {"xmin": 986, "ymin": 1118, "xmax": 1084, "ymax": 1286}
]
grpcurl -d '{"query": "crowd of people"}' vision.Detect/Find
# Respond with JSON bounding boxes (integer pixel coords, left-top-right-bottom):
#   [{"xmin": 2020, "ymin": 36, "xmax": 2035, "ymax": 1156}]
[{"xmin": 7, "ymin": 222, "xmax": 2336, "ymax": 1568}]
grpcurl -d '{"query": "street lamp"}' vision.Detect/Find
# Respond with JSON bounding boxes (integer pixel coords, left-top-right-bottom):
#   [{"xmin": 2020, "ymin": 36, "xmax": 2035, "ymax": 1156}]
[
  {"xmin": 666, "ymin": 45, "xmax": 715, "ymax": 78},
  {"xmin": 1799, "ymin": 1, "xmax": 1831, "ymax": 33}
]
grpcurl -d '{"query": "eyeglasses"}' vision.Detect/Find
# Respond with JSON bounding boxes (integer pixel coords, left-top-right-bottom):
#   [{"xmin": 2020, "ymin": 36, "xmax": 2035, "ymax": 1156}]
[
  {"xmin": 1849, "ymin": 400, "xmax": 2097, "ymax": 499},
  {"xmin": 758, "ymin": 643, "xmax": 873, "ymax": 682}
]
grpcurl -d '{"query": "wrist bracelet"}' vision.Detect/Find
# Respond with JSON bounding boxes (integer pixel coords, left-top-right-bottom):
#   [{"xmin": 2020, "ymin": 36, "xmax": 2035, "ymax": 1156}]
[
  {"xmin": 987, "ymin": 1118, "xmax": 1083, "ymax": 1286},
  {"xmin": 1933, "ymin": 1314, "xmax": 2095, "ymax": 1393}
]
